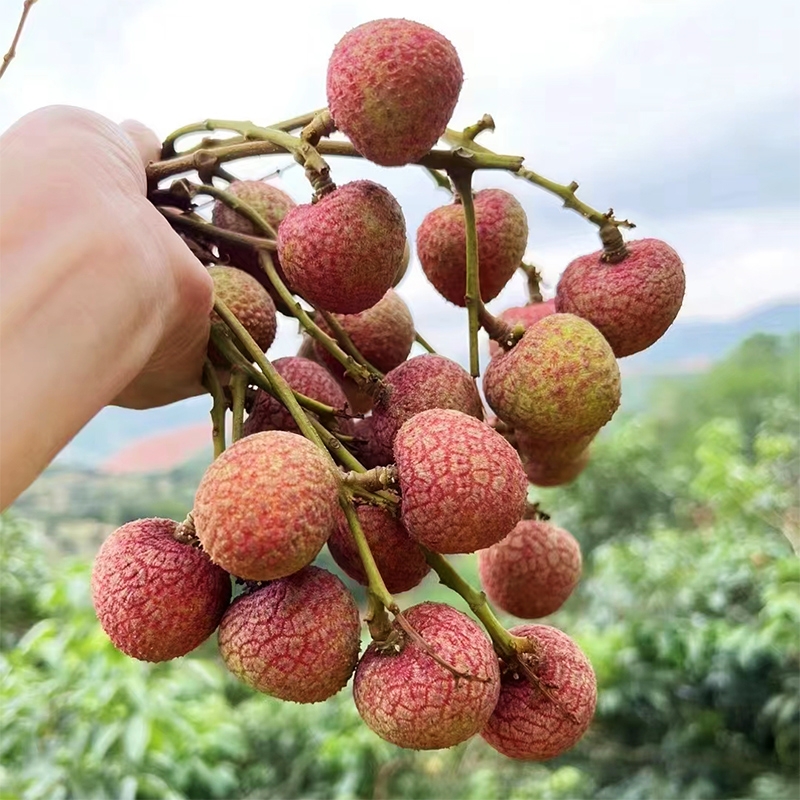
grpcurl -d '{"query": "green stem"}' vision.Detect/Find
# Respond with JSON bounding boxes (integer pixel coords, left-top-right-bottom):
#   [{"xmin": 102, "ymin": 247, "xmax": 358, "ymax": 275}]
[
  {"xmin": 317, "ymin": 309, "xmax": 383, "ymax": 378},
  {"xmin": 230, "ymin": 367, "xmax": 247, "ymax": 442},
  {"xmin": 202, "ymin": 360, "xmax": 227, "ymax": 458},
  {"xmin": 422, "ymin": 548, "xmax": 533, "ymax": 661},
  {"xmin": 186, "ymin": 182, "xmax": 278, "ymax": 238},
  {"xmin": 414, "ymin": 330, "xmax": 437, "ymax": 354},
  {"xmin": 449, "ymin": 170, "xmax": 481, "ymax": 378},
  {"xmin": 158, "ymin": 208, "xmax": 276, "ymax": 252}
]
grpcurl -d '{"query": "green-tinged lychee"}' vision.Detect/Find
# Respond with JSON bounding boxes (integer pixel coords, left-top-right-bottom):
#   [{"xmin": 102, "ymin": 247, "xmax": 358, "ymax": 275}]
[
  {"xmin": 328, "ymin": 504, "xmax": 430, "ymax": 594},
  {"xmin": 278, "ymin": 180, "xmax": 406, "ymax": 314},
  {"xmin": 481, "ymin": 624, "xmax": 597, "ymax": 760},
  {"xmin": 218, "ymin": 566, "xmax": 361, "ymax": 703},
  {"xmin": 394, "ymin": 409, "xmax": 527, "ymax": 553},
  {"xmin": 354, "ymin": 602, "xmax": 500, "ymax": 749},
  {"xmin": 478, "ymin": 520, "xmax": 582, "ymax": 619},
  {"xmin": 555, "ymin": 238, "xmax": 685, "ymax": 357},
  {"xmin": 207, "ymin": 266, "xmax": 277, "ymax": 365},
  {"xmin": 243, "ymin": 356, "xmax": 351, "ymax": 437},
  {"xmin": 489, "ymin": 299, "xmax": 556, "ymax": 358},
  {"xmin": 193, "ymin": 432, "xmax": 340, "ymax": 580},
  {"xmin": 483, "ymin": 313, "xmax": 620, "ymax": 442},
  {"xmin": 91, "ymin": 518, "xmax": 231, "ymax": 662},
  {"xmin": 371, "ymin": 354, "xmax": 484, "ymax": 464},
  {"xmin": 515, "ymin": 430, "xmax": 594, "ymax": 488},
  {"xmin": 417, "ymin": 189, "xmax": 528, "ymax": 307},
  {"xmin": 327, "ymin": 19, "xmax": 463, "ymax": 167},
  {"xmin": 314, "ymin": 289, "xmax": 415, "ymax": 377}
]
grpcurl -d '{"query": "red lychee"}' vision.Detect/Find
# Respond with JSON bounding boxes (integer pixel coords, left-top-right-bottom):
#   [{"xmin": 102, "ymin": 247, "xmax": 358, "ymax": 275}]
[
  {"xmin": 481, "ymin": 624, "xmax": 597, "ymax": 760},
  {"xmin": 314, "ymin": 289, "xmax": 415, "ymax": 377},
  {"xmin": 393, "ymin": 240, "xmax": 411, "ymax": 286},
  {"xmin": 278, "ymin": 180, "xmax": 406, "ymax": 314},
  {"xmin": 516, "ymin": 430, "xmax": 594, "ymax": 488},
  {"xmin": 243, "ymin": 356, "xmax": 351, "ymax": 437},
  {"xmin": 489, "ymin": 299, "xmax": 556, "ymax": 358},
  {"xmin": 371, "ymin": 354, "xmax": 484, "ymax": 464},
  {"xmin": 91, "ymin": 518, "xmax": 231, "ymax": 662},
  {"xmin": 555, "ymin": 238, "xmax": 685, "ymax": 357},
  {"xmin": 327, "ymin": 19, "xmax": 463, "ymax": 167},
  {"xmin": 207, "ymin": 266, "xmax": 277, "ymax": 365},
  {"xmin": 478, "ymin": 520, "xmax": 582, "ymax": 619},
  {"xmin": 193, "ymin": 432, "xmax": 340, "ymax": 580},
  {"xmin": 328, "ymin": 504, "xmax": 430, "ymax": 594},
  {"xmin": 417, "ymin": 189, "xmax": 528, "ymax": 307},
  {"xmin": 218, "ymin": 566, "xmax": 361, "ymax": 703},
  {"xmin": 350, "ymin": 416, "xmax": 387, "ymax": 469},
  {"xmin": 394, "ymin": 409, "xmax": 527, "ymax": 554},
  {"xmin": 483, "ymin": 313, "xmax": 620, "ymax": 443},
  {"xmin": 354, "ymin": 602, "xmax": 500, "ymax": 749}
]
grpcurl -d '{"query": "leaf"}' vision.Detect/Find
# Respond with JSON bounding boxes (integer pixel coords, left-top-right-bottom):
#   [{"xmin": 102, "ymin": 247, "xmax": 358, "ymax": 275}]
[{"xmin": 123, "ymin": 715, "xmax": 150, "ymax": 765}]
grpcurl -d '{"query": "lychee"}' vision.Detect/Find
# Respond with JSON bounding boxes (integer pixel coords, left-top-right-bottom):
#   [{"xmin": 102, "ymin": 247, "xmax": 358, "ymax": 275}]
[
  {"xmin": 193, "ymin": 432, "xmax": 340, "ymax": 580},
  {"xmin": 278, "ymin": 180, "xmax": 406, "ymax": 314},
  {"xmin": 314, "ymin": 289, "xmax": 415, "ymax": 377},
  {"xmin": 489, "ymin": 299, "xmax": 555, "ymax": 358},
  {"xmin": 394, "ymin": 409, "xmax": 527, "ymax": 553},
  {"xmin": 243, "ymin": 356, "xmax": 351, "ymax": 437},
  {"xmin": 328, "ymin": 504, "xmax": 430, "ymax": 594},
  {"xmin": 393, "ymin": 239, "xmax": 411, "ymax": 286},
  {"xmin": 218, "ymin": 566, "xmax": 361, "ymax": 703},
  {"xmin": 350, "ymin": 416, "xmax": 387, "ymax": 469},
  {"xmin": 481, "ymin": 624, "xmax": 597, "ymax": 760},
  {"xmin": 555, "ymin": 238, "xmax": 685, "ymax": 357},
  {"xmin": 207, "ymin": 266, "xmax": 277, "ymax": 365},
  {"xmin": 354, "ymin": 602, "xmax": 500, "ymax": 749},
  {"xmin": 371, "ymin": 354, "xmax": 484, "ymax": 464},
  {"xmin": 91, "ymin": 518, "xmax": 231, "ymax": 662},
  {"xmin": 515, "ymin": 430, "xmax": 594, "ymax": 488},
  {"xmin": 417, "ymin": 189, "xmax": 528, "ymax": 307},
  {"xmin": 327, "ymin": 19, "xmax": 463, "ymax": 167},
  {"xmin": 478, "ymin": 520, "xmax": 582, "ymax": 619},
  {"xmin": 483, "ymin": 313, "xmax": 620, "ymax": 442}
]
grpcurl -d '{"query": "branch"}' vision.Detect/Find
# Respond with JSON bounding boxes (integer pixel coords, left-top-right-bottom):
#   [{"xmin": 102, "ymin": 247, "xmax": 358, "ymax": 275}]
[
  {"xmin": 0, "ymin": 0, "xmax": 38, "ymax": 82},
  {"xmin": 202, "ymin": 360, "xmax": 227, "ymax": 458}
]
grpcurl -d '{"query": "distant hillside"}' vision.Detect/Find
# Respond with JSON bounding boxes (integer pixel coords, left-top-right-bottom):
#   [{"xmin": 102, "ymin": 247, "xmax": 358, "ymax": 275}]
[{"xmin": 55, "ymin": 299, "xmax": 799, "ymax": 469}]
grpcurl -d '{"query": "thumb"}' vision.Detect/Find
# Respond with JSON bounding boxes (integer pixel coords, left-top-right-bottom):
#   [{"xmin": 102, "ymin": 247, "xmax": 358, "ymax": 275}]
[{"xmin": 119, "ymin": 119, "xmax": 161, "ymax": 169}]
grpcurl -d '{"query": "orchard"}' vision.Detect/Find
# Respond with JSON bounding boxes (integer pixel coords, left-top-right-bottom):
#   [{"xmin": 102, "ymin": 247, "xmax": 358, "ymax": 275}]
[{"xmin": 90, "ymin": 17, "xmax": 685, "ymax": 761}]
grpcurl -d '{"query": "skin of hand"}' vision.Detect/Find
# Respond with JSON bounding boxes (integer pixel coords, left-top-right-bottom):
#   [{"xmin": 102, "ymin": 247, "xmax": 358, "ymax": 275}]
[{"xmin": 0, "ymin": 105, "xmax": 213, "ymax": 510}]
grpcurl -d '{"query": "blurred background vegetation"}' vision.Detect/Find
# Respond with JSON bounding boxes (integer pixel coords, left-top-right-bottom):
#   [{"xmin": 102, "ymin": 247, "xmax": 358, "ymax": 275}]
[{"xmin": 1, "ymin": 331, "xmax": 799, "ymax": 800}]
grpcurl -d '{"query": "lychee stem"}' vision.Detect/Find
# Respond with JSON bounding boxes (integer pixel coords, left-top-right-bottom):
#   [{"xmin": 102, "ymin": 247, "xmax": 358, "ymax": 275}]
[
  {"xmin": 518, "ymin": 261, "xmax": 545, "ymax": 303},
  {"xmin": 421, "ymin": 547, "xmax": 534, "ymax": 662},
  {"xmin": 414, "ymin": 331, "xmax": 437, "ymax": 354},
  {"xmin": 157, "ymin": 207, "xmax": 277, "ymax": 254},
  {"xmin": 478, "ymin": 305, "xmax": 521, "ymax": 351},
  {"xmin": 425, "ymin": 167, "xmax": 454, "ymax": 194},
  {"xmin": 300, "ymin": 109, "xmax": 336, "ymax": 146},
  {"xmin": 449, "ymin": 169, "xmax": 482, "ymax": 378},
  {"xmin": 202, "ymin": 359, "xmax": 227, "ymax": 458},
  {"xmin": 316, "ymin": 308, "xmax": 384, "ymax": 378},
  {"xmin": 230, "ymin": 367, "xmax": 248, "ymax": 443},
  {"xmin": 342, "ymin": 466, "xmax": 399, "ymax": 492}
]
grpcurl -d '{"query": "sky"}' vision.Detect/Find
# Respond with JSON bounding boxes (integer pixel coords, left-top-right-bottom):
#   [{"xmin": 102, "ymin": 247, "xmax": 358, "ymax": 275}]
[{"xmin": 1, "ymin": 0, "xmax": 798, "ymax": 366}]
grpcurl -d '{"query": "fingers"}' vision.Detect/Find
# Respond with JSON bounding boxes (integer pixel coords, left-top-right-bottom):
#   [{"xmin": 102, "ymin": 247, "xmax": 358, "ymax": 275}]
[{"xmin": 120, "ymin": 119, "xmax": 161, "ymax": 169}]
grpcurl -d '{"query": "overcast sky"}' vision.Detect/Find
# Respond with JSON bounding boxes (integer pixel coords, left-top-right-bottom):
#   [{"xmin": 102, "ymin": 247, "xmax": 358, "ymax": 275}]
[{"xmin": 1, "ymin": 0, "xmax": 798, "ymax": 365}]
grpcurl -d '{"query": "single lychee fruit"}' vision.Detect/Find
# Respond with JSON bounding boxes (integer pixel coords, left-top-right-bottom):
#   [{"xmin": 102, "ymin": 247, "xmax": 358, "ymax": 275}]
[
  {"xmin": 483, "ymin": 313, "xmax": 620, "ymax": 442},
  {"xmin": 417, "ymin": 189, "xmax": 528, "ymax": 307},
  {"xmin": 218, "ymin": 566, "xmax": 361, "ymax": 703},
  {"xmin": 354, "ymin": 602, "xmax": 500, "ymax": 749},
  {"xmin": 555, "ymin": 238, "xmax": 685, "ymax": 357},
  {"xmin": 393, "ymin": 240, "xmax": 411, "ymax": 286},
  {"xmin": 243, "ymin": 356, "xmax": 352, "ymax": 437},
  {"xmin": 91, "ymin": 518, "xmax": 231, "ymax": 662},
  {"xmin": 481, "ymin": 624, "xmax": 597, "ymax": 760},
  {"xmin": 350, "ymin": 416, "xmax": 387, "ymax": 468},
  {"xmin": 371, "ymin": 354, "xmax": 484, "ymax": 464},
  {"xmin": 327, "ymin": 19, "xmax": 463, "ymax": 167},
  {"xmin": 328, "ymin": 504, "xmax": 430, "ymax": 594},
  {"xmin": 278, "ymin": 180, "xmax": 406, "ymax": 314},
  {"xmin": 478, "ymin": 520, "xmax": 582, "ymax": 619},
  {"xmin": 314, "ymin": 289, "xmax": 415, "ymax": 377},
  {"xmin": 516, "ymin": 430, "xmax": 594, "ymax": 488},
  {"xmin": 207, "ymin": 266, "xmax": 277, "ymax": 365},
  {"xmin": 489, "ymin": 299, "xmax": 556, "ymax": 358},
  {"xmin": 193, "ymin": 432, "xmax": 340, "ymax": 580},
  {"xmin": 394, "ymin": 409, "xmax": 527, "ymax": 553},
  {"xmin": 338, "ymin": 374, "xmax": 376, "ymax": 415},
  {"xmin": 522, "ymin": 448, "xmax": 591, "ymax": 487}
]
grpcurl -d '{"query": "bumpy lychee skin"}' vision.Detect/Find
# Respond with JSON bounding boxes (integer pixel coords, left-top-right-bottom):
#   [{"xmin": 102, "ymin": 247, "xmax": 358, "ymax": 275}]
[
  {"xmin": 218, "ymin": 567, "xmax": 361, "ymax": 703},
  {"xmin": 483, "ymin": 314, "xmax": 621, "ymax": 442},
  {"xmin": 243, "ymin": 356, "xmax": 351, "ymax": 437},
  {"xmin": 91, "ymin": 518, "xmax": 231, "ymax": 662},
  {"xmin": 478, "ymin": 521, "xmax": 582, "ymax": 619},
  {"xmin": 394, "ymin": 409, "xmax": 527, "ymax": 553},
  {"xmin": 193, "ymin": 432, "xmax": 340, "ymax": 580},
  {"xmin": 417, "ymin": 189, "xmax": 528, "ymax": 307},
  {"xmin": 351, "ymin": 416, "xmax": 387, "ymax": 468},
  {"xmin": 207, "ymin": 267, "xmax": 277, "ymax": 365},
  {"xmin": 371, "ymin": 354, "xmax": 484, "ymax": 464},
  {"xmin": 489, "ymin": 299, "xmax": 556, "ymax": 358},
  {"xmin": 555, "ymin": 238, "xmax": 685, "ymax": 357},
  {"xmin": 516, "ymin": 430, "xmax": 594, "ymax": 488},
  {"xmin": 393, "ymin": 239, "xmax": 412, "ymax": 287},
  {"xmin": 314, "ymin": 289, "xmax": 415, "ymax": 377},
  {"xmin": 327, "ymin": 19, "xmax": 463, "ymax": 167},
  {"xmin": 328, "ymin": 504, "xmax": 430, "ymax": 594},
  {"xmin": 354, "ymin": 602, "xmax": 500, "ymax": 749},
  {"xmin": 278, "ymin": 180, "xmax": 406, "ymax": 314},
  {"xmin": 481, "ymin": 624, "xmax": 597, "ymax": 760}
]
